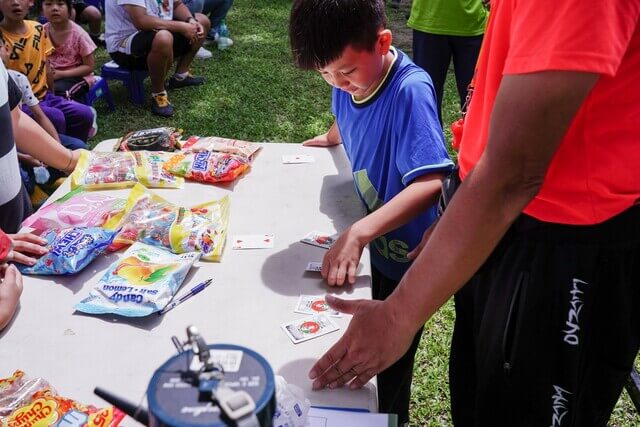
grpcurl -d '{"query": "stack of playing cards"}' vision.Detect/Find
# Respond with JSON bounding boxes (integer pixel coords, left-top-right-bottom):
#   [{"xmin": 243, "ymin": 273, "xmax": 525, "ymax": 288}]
[
  {"xmin": 305, "ymin": 262, "xmax": 322, "ymax": 272},
  {"xmin": 300, "ymin": 231, "xmax": 338, "ymax": 249},
  {"xmin": 231, "ymin": 234, "xmax": 274, "ymax": 249}
]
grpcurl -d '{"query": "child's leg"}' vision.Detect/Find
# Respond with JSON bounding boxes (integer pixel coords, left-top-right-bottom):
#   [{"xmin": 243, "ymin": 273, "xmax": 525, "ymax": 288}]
[
  {"xmin": 22, "ymin": 103, "xmax": 66, "ymax": 135},
  {"xmin": 203, "ymin": 0, "xmax": 233, "ymax": 28},
  {"xmin": 40, "ymin": 93, "xmax": 93, "ymax": 142}
]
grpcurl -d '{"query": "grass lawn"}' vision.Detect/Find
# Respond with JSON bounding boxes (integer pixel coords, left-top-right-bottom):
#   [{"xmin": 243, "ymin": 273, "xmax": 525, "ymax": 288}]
[{"xmin": 91, "ymin": 0, "xmax": 639, "ymax": 425}]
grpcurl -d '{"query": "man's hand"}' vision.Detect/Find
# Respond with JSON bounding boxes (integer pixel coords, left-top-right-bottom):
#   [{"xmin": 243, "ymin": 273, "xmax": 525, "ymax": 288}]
[
  {"xmin": 191, "ymin": 19, "xmax": 205, "ymax": 39},
  {"xmin": 180, "ymin": 21, "xmax": 199, "ymax": 44},
  {"xmin": 302, "ymin": 131, "xmax": 340, "ymax": 147},
  {"xmin": 309, "ymin": 295, "xmax": 417, "ymax": 390},
  {"xmin": 6, "ymin": 233, "xmax": 48, "ymax": 266},
  {"xmin": 407, "ymin": 219, "xmax": 438, "ymax": 260},
  {"xmin": 321, "ymin": 227, "xmax": 364, "ymax": 286}
]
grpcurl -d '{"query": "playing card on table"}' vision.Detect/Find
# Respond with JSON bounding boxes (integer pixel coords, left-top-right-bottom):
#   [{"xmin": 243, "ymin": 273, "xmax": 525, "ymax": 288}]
[
  {"xmin": 305, "ymin": 262, "xmax": 323, "ymax": 272},
  {"xmin": 281, "ymin": 314, "xmax": 339, "ymax": 344},
  {"xmin": 231, "ymin": 234, "xmax": 274, "ymax": 249},
  {"xmin": 282, "ymin": 154, "xmax": 315, "ymax": 164},
  {"xmin": 300, "ymin": 231, "xmax": 337, "ymax": 249},
  {"xmin": 295, "ymin": 295, "xmax": 342, "ymax": 317}
]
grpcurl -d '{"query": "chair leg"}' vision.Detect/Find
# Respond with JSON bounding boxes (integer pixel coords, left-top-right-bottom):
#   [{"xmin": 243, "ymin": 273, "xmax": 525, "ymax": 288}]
[{"xmin": 101, "ymin": 81, "xmax": 116, "ymax": 112}]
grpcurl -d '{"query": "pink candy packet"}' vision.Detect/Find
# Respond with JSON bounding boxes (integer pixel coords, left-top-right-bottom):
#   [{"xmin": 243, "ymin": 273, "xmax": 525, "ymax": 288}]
[{"xmin": 22, "ymin": 186, "xmax": 126, "ymax": 231}]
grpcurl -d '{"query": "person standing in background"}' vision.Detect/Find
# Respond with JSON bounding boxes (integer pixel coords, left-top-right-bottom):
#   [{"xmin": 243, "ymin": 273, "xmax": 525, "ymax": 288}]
[{"xmin": 408, "ymin": 0, "xmax": 487, "ymax": 123}]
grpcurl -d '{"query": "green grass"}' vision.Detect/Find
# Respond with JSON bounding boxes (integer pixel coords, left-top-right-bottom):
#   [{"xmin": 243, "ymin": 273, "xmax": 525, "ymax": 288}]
[{"xmin": 93, "ymin": 1, "xmax": 639, "ymax": 425}]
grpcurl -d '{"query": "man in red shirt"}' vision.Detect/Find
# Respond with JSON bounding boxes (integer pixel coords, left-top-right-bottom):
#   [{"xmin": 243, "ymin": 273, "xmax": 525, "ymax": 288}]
[{"xmin": 307, "ymin": 0, "xmax": 640, "ymax": 424}]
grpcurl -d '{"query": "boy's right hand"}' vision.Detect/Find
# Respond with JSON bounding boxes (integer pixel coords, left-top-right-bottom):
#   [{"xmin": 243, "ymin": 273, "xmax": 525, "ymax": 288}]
[
  {"xmin": 6, "ymin": 233, "xmax": 48, "ymax": 266},
  {"xmin": 302, "ymin": 132, "xmax": 341, "ymax": 147},
  {"xmin": 321, "ymin": 227, "xmax": 365, "ymax": 286}
]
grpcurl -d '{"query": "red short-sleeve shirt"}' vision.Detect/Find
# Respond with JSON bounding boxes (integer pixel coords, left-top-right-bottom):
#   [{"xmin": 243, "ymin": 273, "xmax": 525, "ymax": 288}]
[{"xmin": 458, "ymin": 0, "xmax": 640, "ymax": 224}]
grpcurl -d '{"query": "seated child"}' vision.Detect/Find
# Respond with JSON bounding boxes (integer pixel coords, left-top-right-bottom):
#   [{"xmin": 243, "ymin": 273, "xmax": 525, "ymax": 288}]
[
  {"xmin": 0, "ymin": 1, "xmax": 94, "ymax": 142},
  {"xmin": 70, "ymin": 0, "xmax": 104, "ymax": 46},
  {"xmin": 43, "ymin": 0, "xmax": 98, "ymax": 101},
  {"xmin": 289, "ymin": 0, "xmax": 453, "ymax": 424}
]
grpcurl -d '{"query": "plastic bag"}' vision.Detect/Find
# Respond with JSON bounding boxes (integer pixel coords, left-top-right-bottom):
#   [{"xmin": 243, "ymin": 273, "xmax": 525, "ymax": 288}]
[
  {"xmin": 70, "ymin": 151, "xmax": 184, "ymax": 190},
  {"xmin": 272, "ymin": 376, "xmax": 310, "ymax": 427},
  {"xmin": 104, "ymin": 184, "xmax": 229, "ymax": 261},
  {"xmin": 163, "ymin": 151, "xmax": 250, "ymax": 184},
  {"xmin": 74, "ymin": 242, "xmax": 199, "ymax": 317},
  {"xmin": 22, "ymin": 186, "xmax": 125, "ymax": 231},
  {"xmin": 0, "ymin": 370, "xmax": 125, "ymax": 426},
  {"xmin": 17, "ymin": 227, "xmax": 116, "ymax": 275},
  {"xmin": 180, "ymin": 136, "xmax": 261, "ymax": 159},
  {"xmin": 116, "ymin": 127, "xmax": 182, "ymax": 152}
]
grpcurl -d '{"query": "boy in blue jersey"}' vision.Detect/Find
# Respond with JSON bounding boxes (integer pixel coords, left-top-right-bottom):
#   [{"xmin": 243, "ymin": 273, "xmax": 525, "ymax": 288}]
[{"xmin": 289, "ymin": 0, "xmax": 453, "ymax": 423}]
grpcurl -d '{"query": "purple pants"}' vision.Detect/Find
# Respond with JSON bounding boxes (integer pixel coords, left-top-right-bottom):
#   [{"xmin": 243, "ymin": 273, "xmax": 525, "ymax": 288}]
[{"xmin": 23, "ymin": 92, "xmax": 94, "ymax": 142}]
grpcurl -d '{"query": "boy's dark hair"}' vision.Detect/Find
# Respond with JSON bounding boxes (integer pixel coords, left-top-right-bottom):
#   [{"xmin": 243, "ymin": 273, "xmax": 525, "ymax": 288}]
[{"xmin": 289, "ymin": 0, "xmax": 387, "ymax": 70}]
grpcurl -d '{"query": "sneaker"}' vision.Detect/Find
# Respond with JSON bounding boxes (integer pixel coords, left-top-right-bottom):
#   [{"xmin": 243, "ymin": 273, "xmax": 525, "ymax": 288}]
[
  {"xmin": 195, "ymin": 46, "xmax": 213, "ymax": 59},
  {"xmin": 151, "ymin": 92, "xmax": 174, "ymax": 117},
  {"xmin": 206, "ymin": 29, "xmax": 219, "ymax": 41},
  {"xmin": 88, "ymin": 106, "xmax": 98, "ymax": 138},
  {"xmin": 217, "ymin": 36, "xmax": 233, "ymax": 50},
  {"xmin": 166, "ymin": 73, "xmax": 205, "ymax": 89}
]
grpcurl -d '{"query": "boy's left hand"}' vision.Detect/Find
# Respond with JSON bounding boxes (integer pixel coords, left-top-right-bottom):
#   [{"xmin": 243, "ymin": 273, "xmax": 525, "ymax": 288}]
[
  {"xmin": 6, "ymin": 233, "xmax": 48, "ymax": 266},
  {"xmin": 321, "ymin": 227, "xmax": 364, "ymax": 286}
]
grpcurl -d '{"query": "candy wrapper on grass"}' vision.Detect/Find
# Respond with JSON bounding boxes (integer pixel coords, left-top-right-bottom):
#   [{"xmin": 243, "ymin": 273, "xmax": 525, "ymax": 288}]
[
  {"xmin": 180, "ymin": 136, "xmax": 261, "ymax": 160},
  {"xmin": 75, "ymin": 242, "xmax": 199, "ymax": 317},
  {"xmin": 0, "ymin": 370, "xmax": 125, "ymax": 426},
  {"xmin": 163, "ymin": 151, "xmax": 250, "ymax": 184},
  {"xmin": 17, "ymin": 227, "xmax": 116, "ymax": 275},
  {"xmin": 21, "ymin": 186, "xmax": 126, "ymax": 231},
  {"xmin": 70, "ymin": 151, "xmax": 184, "ymax": 190},
  {"xmin": 104, "ymin": 183, "xmax": 229, "ymax": 261}
]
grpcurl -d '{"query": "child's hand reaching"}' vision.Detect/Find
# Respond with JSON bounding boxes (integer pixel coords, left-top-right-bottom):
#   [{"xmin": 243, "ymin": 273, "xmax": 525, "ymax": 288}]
[
  {"xmin": 0, "ymin": 265, "xmax": 23, "ymax": 331},
  {"xmin": 302, "ymin": 132, "xmax": 341, "ymax": 147},
  {"xmin": 5, "ymin": 233, "xmax": 48, "ymax": 266},
  {"xmin": 321, "ymin": 226, "xmax": 364, "ymax": 286}
]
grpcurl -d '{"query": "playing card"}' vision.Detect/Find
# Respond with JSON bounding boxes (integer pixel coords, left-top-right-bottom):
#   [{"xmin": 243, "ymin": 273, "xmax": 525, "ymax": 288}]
[
  {"xmin": 281, "ymin": 314, "xmax": 339, "ymax": 344},
  {"xmin": 306, "ymin": 262, "xmax": 323, "ymax": 272},
  {"xmin": 300, "ymin": 231, "xmax": 338, "ymax": 249},
  {"xmin": 295, "ymin": 295, "xmax": 342, "ymax": 317},
  {"xmin": 282, "ymin": 154, "xmax": 315, "ymax": 164},
  {"xmin": 231, "ymin": 234, "xmax": 274, "ymax": 249}
]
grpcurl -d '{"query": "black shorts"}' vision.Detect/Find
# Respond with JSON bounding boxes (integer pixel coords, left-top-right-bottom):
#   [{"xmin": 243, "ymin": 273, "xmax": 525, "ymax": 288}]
[{"xmin": 109, "ymin": 31, "xmax": 191, "ymax": 70}]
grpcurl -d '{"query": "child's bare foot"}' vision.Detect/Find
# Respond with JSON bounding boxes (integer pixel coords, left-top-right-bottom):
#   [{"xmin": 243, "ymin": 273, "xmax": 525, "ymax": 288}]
[{"xmin": 0, "ymin": 265, "xmax": 23, "ymax": 331}]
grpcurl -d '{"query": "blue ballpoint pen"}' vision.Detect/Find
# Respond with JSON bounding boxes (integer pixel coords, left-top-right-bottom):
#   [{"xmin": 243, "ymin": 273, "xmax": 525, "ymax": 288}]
[{"xmin": 158, "ymin": 278, "xmax": 213, "ymax": 316}]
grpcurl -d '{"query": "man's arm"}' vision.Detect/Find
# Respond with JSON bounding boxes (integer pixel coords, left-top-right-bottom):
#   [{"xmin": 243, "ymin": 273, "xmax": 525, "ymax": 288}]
[
  {"xmin": 323, "ymin": 172, "xmax": 443, "ymax": 285},
  {"xmin": 123, "ymin": 4, "xmax": 196, "ymax": 40},
  {"xmin": 11, "ymin": 106, "xmax": 80, "ymax": 173},
  {"xmin": 303, "ymin": 121, "xmax": 341, "ymax": 146},
  {"xmin": 308, "ymin": 70, "xmax": 599, "ymax": 390}
]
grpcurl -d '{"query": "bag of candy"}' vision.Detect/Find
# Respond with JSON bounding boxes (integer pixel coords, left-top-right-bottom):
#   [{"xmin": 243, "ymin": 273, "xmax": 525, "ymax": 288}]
[
  {"xmin": 70, "ymin": 151, "xmax": 184, "ymax": 190},
  {"xmin": 74, "ymin": 243, "xmax": 199, "ymax": 317},
  {"xmin": 163, "ymin": 151, "xmax": 250, "ymax": 183},
  {"xmin": 116, "ymin": 127, "xmax": 182, "ymax": 152},
  {"xmin": 17, "ymin": 227, "xmax": 116, "ymax": 275},
  {"xmin": 104, "ymin": 184, "xmax": 229, "ymax": 261},
  {"xmin": 180, "ymin": 136, "xmax": 261, "ymax": 159},
  {"xmin": 21, "ymin": 186, "xmax": 126, "ymax": 231},
  {"xmin": 0, "ymin": 370, "xmax": 124, "ymax": 426}
]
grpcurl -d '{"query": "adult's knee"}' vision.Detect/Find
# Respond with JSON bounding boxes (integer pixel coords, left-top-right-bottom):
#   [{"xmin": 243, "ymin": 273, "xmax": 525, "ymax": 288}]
[
  {"xmin": 195, "ymin": 13, "xmax": 211, "ymax": 32},
  {"xmin": 151, "ymin": 30, "xmax": 174, "ymax": 55},
  {"xmin": 82, "ymin": 6, "xmax": 102, "ymax": 21}
]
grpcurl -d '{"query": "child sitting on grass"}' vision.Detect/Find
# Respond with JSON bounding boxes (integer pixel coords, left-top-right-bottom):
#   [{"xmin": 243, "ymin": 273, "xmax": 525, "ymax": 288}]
[
  {"xmin": 43, "ymin": 0, "xmax": 98, "ymax": 101},
  {"xmin": 289, "ymin": 0, "xmax": 453, "ymax": 423}
]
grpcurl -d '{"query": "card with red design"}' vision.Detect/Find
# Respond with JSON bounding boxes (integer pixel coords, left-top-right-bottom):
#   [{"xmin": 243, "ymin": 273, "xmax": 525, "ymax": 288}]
[
  {"xmin": 281, "ymin": 314, "xmax": 339, "ymax": 344},
  {"xmin": 295, "ymin": 295, "xmax": 342, "ymax": 317},
  {"xmin": 231, "ymin": 234, "xmax": 274, "ymax": 249}
]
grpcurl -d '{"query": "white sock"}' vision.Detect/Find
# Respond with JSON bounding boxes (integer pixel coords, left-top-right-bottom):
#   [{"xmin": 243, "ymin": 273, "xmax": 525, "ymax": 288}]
[
  {"xmin": 152, "ymin": 90, "xmax": 167, "ymax": 97},
  {"xmin": 174, "ymin": 72, "xmax": 188, "ymax": 80}
]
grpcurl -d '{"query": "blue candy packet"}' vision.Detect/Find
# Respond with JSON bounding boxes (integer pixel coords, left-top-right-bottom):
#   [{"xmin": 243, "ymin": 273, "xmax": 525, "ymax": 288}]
[
  {"xmin": 17, "ymin": 227, "xmax": 116, "ymax": 275},
  {"xmin": 75, "ymin": 243, "xmax": 200, "ymax": 317}
]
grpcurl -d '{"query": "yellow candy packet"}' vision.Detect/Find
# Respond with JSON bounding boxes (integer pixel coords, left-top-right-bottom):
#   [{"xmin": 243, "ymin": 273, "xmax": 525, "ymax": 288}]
[
  {"xmin": 104, "ymin": 183, "xmax": 229, "ymax": 261},
  {"xmin": 70, "ymin": 151, "xmax": 184, "ymax": 190}
]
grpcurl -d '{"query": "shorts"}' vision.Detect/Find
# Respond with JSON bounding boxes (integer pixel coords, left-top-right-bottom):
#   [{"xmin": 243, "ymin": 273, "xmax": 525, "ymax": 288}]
[{"xmin": 109, "ymin": 31, "xmax": 192, "ymax": 70}]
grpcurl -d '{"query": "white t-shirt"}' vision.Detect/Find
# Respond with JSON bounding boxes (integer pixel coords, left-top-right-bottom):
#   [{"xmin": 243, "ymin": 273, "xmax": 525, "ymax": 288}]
[
  {"xmin": 7, "ymin": 69, "xmax": 38, "ymax": 107},
  {"xmin": 105, "ymin": 0, "xmax": 175, "ymax": 54}
]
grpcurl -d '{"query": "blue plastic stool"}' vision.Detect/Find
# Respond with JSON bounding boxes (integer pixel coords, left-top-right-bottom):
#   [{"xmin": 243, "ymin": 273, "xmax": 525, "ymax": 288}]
[
  {"xmin": 100, "ymin": 61, "xmax": 149, "ymax": 106},
  {"xmin": 84, "ymin": 76, "xmax": 115, "ymax": 112}
]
